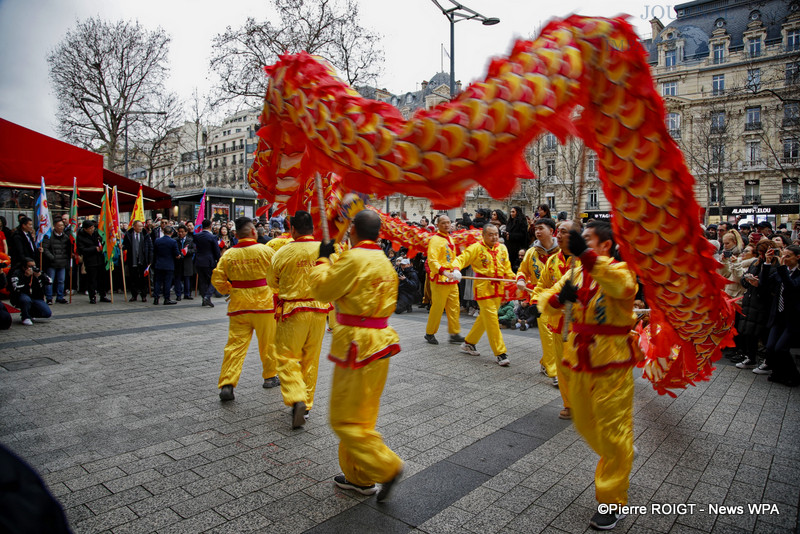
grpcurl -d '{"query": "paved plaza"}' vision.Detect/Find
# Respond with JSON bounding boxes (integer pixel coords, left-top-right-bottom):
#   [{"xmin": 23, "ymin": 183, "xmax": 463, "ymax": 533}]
[{"xmin": 1, "ymin": 296, "xmax": 799, "ymax": 534}]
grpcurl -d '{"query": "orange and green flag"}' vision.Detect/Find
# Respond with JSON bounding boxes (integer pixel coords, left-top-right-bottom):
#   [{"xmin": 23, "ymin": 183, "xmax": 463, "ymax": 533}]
[{"xmin": 97, "ymin": 186, "xmax": 118, "ymax": 270}]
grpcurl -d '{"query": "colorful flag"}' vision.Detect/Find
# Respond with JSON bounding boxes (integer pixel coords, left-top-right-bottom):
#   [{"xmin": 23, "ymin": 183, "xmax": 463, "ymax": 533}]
[
  {"xmin": 97, "ymin": 186, "xmax": 118, "ymax": 270},
  {"xmin": 194, "ymin": 188, "xmax": 206, "ymax": 233},
  {"xmin": 130, "ymin": 185, "xmax": 145, "ymax": 223},
  {"xmin": 34, "ymin": 177, "xmax": 53, "ymax": 247},
  {"xmin": 68, "ymin": 177, "xmax": 79, "ymax": 254}
]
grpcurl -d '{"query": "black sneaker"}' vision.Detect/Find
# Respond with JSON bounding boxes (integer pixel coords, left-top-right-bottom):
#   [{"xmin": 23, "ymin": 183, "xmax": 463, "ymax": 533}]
[
  {"xmin": 496, "ymin": 354, "xmax": 510, "ymax": 367},
  {"xmin": 99, "ymin": 296, "xmax": 112, "ymax": 303},
  {"xmin": 46, "ymin": 299, "xmax": 53, "ymax": 305},
  {"xmin": 333, "ymin": 474, "xmax": 377, "ymax": 495},
  {"xmin": 449, "ymin": 333, "xmax": 466, "ymax": 344},
  {"xmin": 376, "ymin": 466, "xmax": 404, "ymax": 503},
  {"xmin": 590, "ymin": 511, "xmax": 626, "ymax": 530},
  {"xmin": 56, "ymin": 298, "xmax": 68, "ymax": 304},
  {"xmin": 292, "ymin": 402, "xmax": 307, "ymax": 429},
  {"xmin": 424, "ymin": 334, "xmax": 438, "ymax": 345},
  {"xmin": 263, "ymin": 376, "xmax": 280, "ymax": 388},
  {"xmin": 219, "ymin": 385, "xmax": 234, "ymax": 401}
]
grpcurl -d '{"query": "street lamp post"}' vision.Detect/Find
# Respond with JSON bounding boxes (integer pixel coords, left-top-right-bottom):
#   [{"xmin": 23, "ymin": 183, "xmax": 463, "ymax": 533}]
[{"xmin": 431, "ymin": 0, "xmax": 499, "ymax": 97}]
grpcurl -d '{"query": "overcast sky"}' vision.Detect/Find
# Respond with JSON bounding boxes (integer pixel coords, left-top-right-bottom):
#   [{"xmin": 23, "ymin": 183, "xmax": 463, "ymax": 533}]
[{"xmin": 0, "ymin": 0, "xmax": 662, "ymax": 139}]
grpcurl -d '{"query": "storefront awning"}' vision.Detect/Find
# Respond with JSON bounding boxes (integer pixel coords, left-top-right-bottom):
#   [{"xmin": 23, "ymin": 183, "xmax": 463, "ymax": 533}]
[{"xmin": 0, "ymin": 118, "xmax": 103, "ymax": 192}]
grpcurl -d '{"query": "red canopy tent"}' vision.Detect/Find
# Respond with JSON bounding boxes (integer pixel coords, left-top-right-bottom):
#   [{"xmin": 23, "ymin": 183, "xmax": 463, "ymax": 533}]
[{"xmin": 0, "ymin": 118, "xmax": 172, "ymax": 215}]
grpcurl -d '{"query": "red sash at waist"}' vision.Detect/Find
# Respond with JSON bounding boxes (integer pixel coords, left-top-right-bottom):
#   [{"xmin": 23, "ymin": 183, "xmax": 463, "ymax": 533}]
[
  {"xmin": 336, "ymin": 313, "xmax": 388, "ymax": 328},
  {"xmin": 572, "ymin": 323, "xmax": 632, "ymax": 335},
  {"xmin": 230, "ymin": 279, "xmax": 267, "ymax": 288}
]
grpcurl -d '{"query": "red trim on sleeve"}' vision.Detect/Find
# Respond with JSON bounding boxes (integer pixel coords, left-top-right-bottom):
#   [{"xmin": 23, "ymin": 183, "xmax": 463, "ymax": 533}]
[
  {"xmin": 548, "ymin": 293, "xmax": 564, "ymax": 309},
  {"xmin": 580, "ymin": 250, "xmax": 598, "ymax": 271}
]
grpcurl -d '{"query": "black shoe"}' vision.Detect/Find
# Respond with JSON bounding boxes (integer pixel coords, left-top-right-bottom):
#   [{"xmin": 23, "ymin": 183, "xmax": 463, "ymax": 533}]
[
  {"xmin": 56, "ymin": 298, "xmax": 68, "ymax": 304},
  {"xmin": 129, "ymin": 296, "xmax": 138, "ymax": 302},
  {"xmin": 164, "ymin": 300, "xmax": 177, "ymax": 305},
  {"xmin": 292, "ymin": 402, "xmax": 307, "ymax": 429},
  {"xmin": 141, "ymin": 296, "xmax": 147, "ymax": 303},
  {"xmin": 263, "ymin": 376, "xmax": 280, "ymax": 388},
  {"xmin": 175, "ymin": 295, "xmax": 182, "ymax": 301},
  {"xmin": 219, "ymin": 385, "xmax": 234, "ymax": 401},
  {"xmin": 89, "ymin": 297, "xmax": 97, "ymax": 304},
  {"xmin": 46, "ymin": 299, "xmax": 53, "ymax": 305},
  {"xmin": 590, "ymin": 511, "xmax": 626, "ymax": 530},
  {"xmin": 520, "ymin": 323, "xmax": 528, "ymax": 331},
  {"xmin": 153, "ymin": 297, "xmax": 159, "ymax": 305},
  {"xmin": 99, "ymin": 296, "xmax": 112, "ymax": 303},
  {"xmin": 376, "ymin": 466, "xmax": 404, "ymax": 503},
  {"xmin": 184, "ymin": 296, "xmax": 194, "ymax": 300},
  {"xmin": 202, "ymin": 298, "xmax": 214, "ymax": 308},
  {"xmin": 424, "ymin": 334, "xmax": 438, "ymax": 345},
  {"xmin": 449, "ymin": 333, "xmax": 466, "ymax": 344},
  {"xmin": 334, "ymin": 474, "xmax": 377, "ymax": 495}
]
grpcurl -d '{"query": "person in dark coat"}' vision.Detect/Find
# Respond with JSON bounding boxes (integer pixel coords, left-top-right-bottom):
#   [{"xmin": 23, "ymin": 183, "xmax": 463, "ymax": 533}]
[
  {"xmin": 152, "ymin": 226, "xmax": 180, "ymax": 305},
  {"xmin": 9, "ymin": 258, "xmax": 52, "ymax": 325},
  {"xmin": 504, "ymin": 206, "xmax": 528, "ymax": 271},
  {"xmin": 758, "ymin": 245, "xmax": 800, "ymax": 386},
  {"xmin": 193, "ymin": 219, "xmax": 221, "ymax": 307},
  {"xmin": 395, "ymin": 258, "xmax": 420, "ymax": 314},
  {"xmin": 735, "ymin": 240, "xmax": 776, "ymax": 370},
  {"xmin": 75, "ymin": 220, "xmax": 109, "ymax": 304},
  {"xmin": 173, "ymin": 225, "xmax": 196, "ymax": 301},
  {"xmin": 122, "ymin": 220, "xmax": 153, "ymax": 302},
  {"xmin": 10, "ymin": 216, "xmax": 37, "ymax": 272},
  {"xmin": 41, "ymin": 220, "xmax": 71, "ymax": 304}
]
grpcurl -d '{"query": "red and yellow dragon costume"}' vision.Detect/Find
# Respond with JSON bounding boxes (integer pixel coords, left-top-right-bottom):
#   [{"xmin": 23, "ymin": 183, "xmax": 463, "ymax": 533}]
[{"xmin": 247, "ymin": 15, "xmax": 736, "ymax": 396}]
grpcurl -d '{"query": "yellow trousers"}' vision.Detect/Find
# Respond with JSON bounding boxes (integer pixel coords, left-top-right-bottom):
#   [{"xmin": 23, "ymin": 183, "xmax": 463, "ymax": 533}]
[
  {"xmin": 275, "ymin": 312, "xmax": 327, "ymax": 409},
  {"xmin": 464, "ymin": 297, "xmax": 506, "ymax": 356},
  {"xmin": 426, "ymin": 283, "xmax": 461, "ymax": 336},
  {"xmin": 562, "ymin": 364, "xmax": 634, "ymax": 505},
  {"xmin": 539, "ymin": 319, "xmax": 570, "ymax": 408},
  {"xmin": 330, "ymin": 358, "xmax": 403, "ymax": 486},
  {"xmin": 537, "ymin": 316, "xmax": 557, "ymax": 378},
  {"xmin": 218, "ymin": 313, "xmax": 277, "ymax": 388}
]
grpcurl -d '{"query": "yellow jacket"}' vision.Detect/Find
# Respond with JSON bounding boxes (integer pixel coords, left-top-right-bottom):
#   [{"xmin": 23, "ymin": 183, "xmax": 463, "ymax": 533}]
[
  {"xmin": 266, "ymin": 233, "xmax": 293, "ymax": 252},
  {"xmin": 211, "ymin": 239, "xmax": 275, "ymax": 316},
  {"xmin": 533, "ymin": 251, "xmax": 579, "ymax": 333},
  {"xmin": 426, "ymin": 232, "xmax": 458, "ymax": 285},
  {"xmin": 516, "ymin": 242, "xmax": 560, "ymax": 299},
  {"xmin": 539, "ymin": 251, "xmax": 638, "ymax": 371},
  {"xmin": 453, "ymin": 240, "xmax": 514, "ymax": 300},
  {"xmin": 268, "ymin": 235, "xmax": 332, "ymax": 319},
  {"xmin": 310, "ymin": 240, "xmax": 400, "ymax": 368}
]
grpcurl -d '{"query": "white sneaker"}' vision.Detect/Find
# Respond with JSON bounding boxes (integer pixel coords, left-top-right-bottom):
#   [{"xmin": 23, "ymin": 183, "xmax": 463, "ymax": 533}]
[
  {"xmin": 21, "ymin": 318, "xmax": 33, "ymax": 326},
  {"xmin": 752, "ymin": 363, "xmax": 771, "ymax": 375},
  {"xmin": 460, "ymin": 342, "xmax": 480, "ymax": 356},
  {"xmin": 552, "ymin": 376, "xmax": 559, "ymax": 387}
]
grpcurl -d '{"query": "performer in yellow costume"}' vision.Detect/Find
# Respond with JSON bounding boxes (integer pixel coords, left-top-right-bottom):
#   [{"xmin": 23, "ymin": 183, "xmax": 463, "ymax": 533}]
[
  {"xmin": 309, "ymin": 210, "xmax": 404, "ymax": 502},
  {"xmin": 533, "ymin": 220, "xmax": 582, "ymax": 418},
  {"xmin": 449, "ymin": 225, "xmax": 515, "ymax": 366},
  {"xmin": 268, "ymin": 211, "xmax": 332, "ymax": 429},
  {"xmin": 424, "ymin": 215, "xmax": 465, "ymax": 345},
  {"xmin": 516, "ymin": 218, "xmax": 560, "ymax": 383},
  {"xmin": 211, "ymin": 217, "xmax": 279, "ymax": 401},
  {"xmin": 539, "ymin": 220, "xmax": 637, "ymax": 531}
]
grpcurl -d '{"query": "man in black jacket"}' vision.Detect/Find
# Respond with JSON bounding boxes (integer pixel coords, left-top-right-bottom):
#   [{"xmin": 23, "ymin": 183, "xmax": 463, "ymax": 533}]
[
  {"xmin": 759, "ymin": 245, "xmax": 800, "ymax": 386},
  {"xmin": 122, "ymin": 221, "xmax": 153, "ymax": 302},
  {"xmin": 152, "ymin": 226, "xmax": 180, "ymax": 305},
  {"xmin": 10, "ymin": 216, "xmax": 37, "ymax": 272},
  {"xmin": 76, "ymin": 220, "xmax": 110, "ymax": 304},
  {"xmin": 42, "ymin": 220, "xmax": 71, "ymax": 304},
  {"xmin": 10, "ymin": 258, "xmax": 52, "ymax": 325},
  {"xmin": 395, "ymin": 258, "xmax": 420, "ymax": 314},
  {"xmin": 173, "ymin": 225, "xmax": 196, "ymax": 301},
  {"xmin": 193, "ymin": 219, "xmax": 221, "ymax": 307}
]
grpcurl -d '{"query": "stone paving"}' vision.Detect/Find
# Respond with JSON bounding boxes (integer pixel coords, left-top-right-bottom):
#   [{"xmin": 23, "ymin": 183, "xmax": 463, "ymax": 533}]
[{"xmin": 1, "ymin": 295, "xmax": 799, "ymax": 533}]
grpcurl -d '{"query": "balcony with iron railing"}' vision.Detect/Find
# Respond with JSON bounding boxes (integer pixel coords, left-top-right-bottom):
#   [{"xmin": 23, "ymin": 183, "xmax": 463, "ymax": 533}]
[
  {"xmin": 668, "ymin": 129, "xmax": 681, "ymax": 139},
  {"xmin": 742, "ymin": 194, "xmax": 761, "ymax": 204},
  {"xmin": 782, "ymin": 156, "xmax": 799, "ymax": 165},
  {"xmin": 743, "ymin": 160, "xmax": 762, "ymax": 168},
  {"xmin": 744, "ymin": 122, "xmax": 762, "ymax": 131},
  {"xmin": 585, "ymin": 202, "xmax": 599, "ymax": 210},
  {"xmin": 780, "ymin": 193, "xmax": 799, "ymax": 203},
  {"xmin": 783, "ymin": 117, "xmax": 800, "ymax": 127}
]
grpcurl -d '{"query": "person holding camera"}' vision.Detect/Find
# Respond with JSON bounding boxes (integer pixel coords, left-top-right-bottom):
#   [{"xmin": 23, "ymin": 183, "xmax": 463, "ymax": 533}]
[
  {"xmin": 10, "ymin": 258, "xmax": 52, "ymax": 326},
  {"xmin": 395, "ymin": 258, "xmax": 419, "ymax": 314}
]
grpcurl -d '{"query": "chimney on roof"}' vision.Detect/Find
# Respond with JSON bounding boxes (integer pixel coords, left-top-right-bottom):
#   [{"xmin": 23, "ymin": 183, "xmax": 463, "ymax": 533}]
[
  {"xmin": 421, "ymin": 80, "xmax": 429, "ymax": 92},
  {"xmin": 650, "ymin": 17, "xmax": 664, "ymax": 39},
  {"xmin": 455, "ymin": 80, "xmax": 462, "ymax": 94}
]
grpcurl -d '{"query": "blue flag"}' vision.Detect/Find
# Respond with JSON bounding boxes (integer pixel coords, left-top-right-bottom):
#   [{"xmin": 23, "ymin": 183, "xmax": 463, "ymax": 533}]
[{"xmin": 34, "ymin": 176, "xmax": 53, "ymax": 247}]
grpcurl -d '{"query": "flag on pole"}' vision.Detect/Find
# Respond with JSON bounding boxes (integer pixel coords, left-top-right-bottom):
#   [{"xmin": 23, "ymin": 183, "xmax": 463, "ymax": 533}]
[
  {"xmin": 194, "ymin": 188, "xmax": 207, "ymax": 234},
  {"xmin": 98, "ymin": 186, "xmax": 118, "ymax": 271},
  {"xmin": 130, "ymin": 185, "xmax": 145, "ymax": 223},
  {"xmin": 68, "ymin": 177, "xmax": 79, "ymax": 255},
  {"xmin": 34, "ymin": 177, "xmax": 53, "ymax": 247}
]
